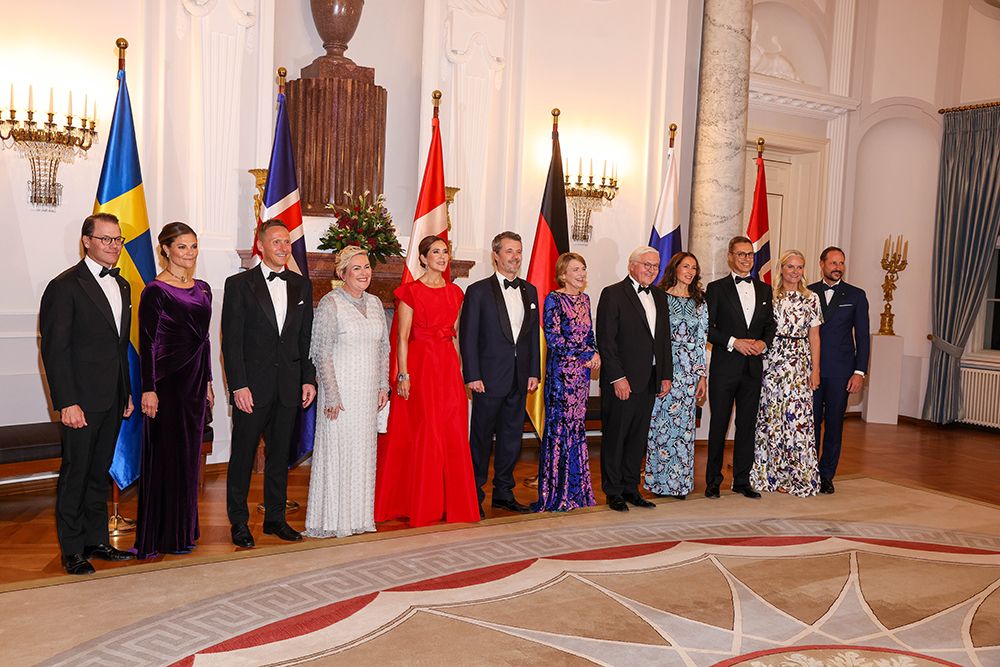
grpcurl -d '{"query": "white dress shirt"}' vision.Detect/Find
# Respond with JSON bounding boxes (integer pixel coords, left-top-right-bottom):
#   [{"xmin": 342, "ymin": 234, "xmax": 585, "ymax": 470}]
[
  {"xmin": 496, "ymin": 273, "xmax": 525, "ymax": 342},
  {"xmin": 629, "ymin": 277, "xmax": 657, "ymax": 335},
  {"xmin": 822, "ymin": 279, "xmax": 840, "ymax": 304},
  {"xmin": 84, "ymin": 256, "xmax": 123, "ymax": 334},
  {"xmin": 728, "ymin": 272, "xmax": 756, "ymax": 351},
  {"xmin": 261, "ymin": 263, "xmax": 288, "ymax": 333}
]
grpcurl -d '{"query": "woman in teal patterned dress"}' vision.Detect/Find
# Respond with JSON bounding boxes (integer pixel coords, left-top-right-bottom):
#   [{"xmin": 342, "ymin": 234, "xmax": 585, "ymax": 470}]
[
  {"xmin": 750, "ymin": 249, "xmax": 823, "ymax": 497},
  {"xmin": 644, "ymin": 252, "xmax": 708, "ymax": 499},
  {"xmin": 533, "ymin": 253, "xmax": 601, "ymax": 512}
]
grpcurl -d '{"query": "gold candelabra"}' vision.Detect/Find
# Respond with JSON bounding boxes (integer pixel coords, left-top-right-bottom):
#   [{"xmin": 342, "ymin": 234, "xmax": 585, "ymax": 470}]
[
  {"xmin": 878, "ymin": 234, "xmax": 908, "ymax": 336},
  {"xmin": 558, "ymin": 112, "xmax": 620, "ymax": 243},
  {"xmin": 0, "ymin": 77, "xmax": 100, "ymax": 210}
]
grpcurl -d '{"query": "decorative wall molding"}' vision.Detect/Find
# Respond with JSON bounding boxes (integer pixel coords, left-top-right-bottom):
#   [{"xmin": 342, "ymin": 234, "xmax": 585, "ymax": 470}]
[{"xmin": 750, "ymin": 75, "xmax": 859, "ymax": 119}]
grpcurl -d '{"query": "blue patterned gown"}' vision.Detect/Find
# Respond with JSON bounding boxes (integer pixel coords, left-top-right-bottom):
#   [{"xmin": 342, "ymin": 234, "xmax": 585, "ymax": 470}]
[
  {"xmin": 533, "ymin": 291, "xmax": 598, "ymax": 512},
  {"xmin": 644, "ymin": 294, "xmax": 708, "ymax": 496}
]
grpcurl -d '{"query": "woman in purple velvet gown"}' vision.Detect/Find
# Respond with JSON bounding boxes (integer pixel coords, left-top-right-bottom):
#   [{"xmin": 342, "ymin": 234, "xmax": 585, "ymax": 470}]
[
  {"xmin": 533, "ymin": 253, "xmax": 601, "ymax": 512},
  {"xmin": 134, "ymin": 222, "xmax": 214, "ymax": 559}
]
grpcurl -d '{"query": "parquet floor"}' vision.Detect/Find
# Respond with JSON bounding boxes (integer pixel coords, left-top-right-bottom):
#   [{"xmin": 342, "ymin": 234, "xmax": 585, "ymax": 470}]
[{"xmin": 0, "ymin": 418, "xmax": 996, "ymax": 586}]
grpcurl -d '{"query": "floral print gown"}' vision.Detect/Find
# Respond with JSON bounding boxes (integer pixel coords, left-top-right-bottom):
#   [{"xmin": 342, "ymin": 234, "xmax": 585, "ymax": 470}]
[
  {"xmin": 750, "ymin": 290, "xmax": 824, "ymax": 497},
  {"xmin": 644, "ymin": 295, "xmax": 708, "ymax": 496},
  {"xmin": 533, "ymin": 291, "xmax": 598, "ymax": 512}
]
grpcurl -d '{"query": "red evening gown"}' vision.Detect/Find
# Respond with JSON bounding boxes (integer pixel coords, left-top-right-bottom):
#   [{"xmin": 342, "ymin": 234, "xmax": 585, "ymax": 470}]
[{"xmin": 374, "ymin": 280, "xmax": 480, "ymax": 527}]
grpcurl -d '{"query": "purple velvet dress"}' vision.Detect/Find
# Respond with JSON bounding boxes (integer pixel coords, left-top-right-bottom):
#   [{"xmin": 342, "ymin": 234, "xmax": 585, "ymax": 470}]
[{"xmin": 134, "ymin": 279, "xmax": 212, "ymax": 558}]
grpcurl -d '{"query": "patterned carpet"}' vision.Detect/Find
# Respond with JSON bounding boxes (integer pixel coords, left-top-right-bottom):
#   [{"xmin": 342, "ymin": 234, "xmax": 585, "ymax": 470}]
[{"xmin": 7, "ymin": 478, "xmax": 1000, "ymax": 666}]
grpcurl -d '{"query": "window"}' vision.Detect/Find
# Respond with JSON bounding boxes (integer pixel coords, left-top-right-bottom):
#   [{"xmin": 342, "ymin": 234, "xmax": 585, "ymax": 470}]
[{"xmin": 984, "ymin": 241, "xmax": 1000, "ymax": 351}]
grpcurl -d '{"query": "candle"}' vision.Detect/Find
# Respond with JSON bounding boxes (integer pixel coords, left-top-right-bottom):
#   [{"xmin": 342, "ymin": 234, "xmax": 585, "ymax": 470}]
[
  {"xmin": 903, "ymin": 240, "xmax": 908, "ymax": 261},
  {"xmin": 93, "ymin": 99, "xmax": 97, "ymax": 122},
  {"xmin": 896, "ymin": 235, "xmax": 903, "ymax": 256},
  {"xmin": 68, "ymin": 90, "xmax": 73, "ymax": 117},
  {"xmin": 83, "ymin": 94, "xmax": 88, "ymax": 119},
  {"xmin": 577, "ymin": 158, "xmax": 582, "ymax": 181},
  {"xmin": 882, "ymin": 237, "xmax": 889, "ymax": 260},
  {"xmin": 9, "ymin": 84, "xmax": 13, "ymax": 110},
  {"xmin": 48, "ymin": 87, "xmax": 53, "ymax": 114},
  {"xmin": 28, "ymin": 85, "xmax": 33, "ymax": 111},
  {"xmin": 589, "ymin": 158, "xmax": 593, "ymax": 178},
  {"xmin": 602, "ymin": 160, "xmax": 607, "ymax": 179}
]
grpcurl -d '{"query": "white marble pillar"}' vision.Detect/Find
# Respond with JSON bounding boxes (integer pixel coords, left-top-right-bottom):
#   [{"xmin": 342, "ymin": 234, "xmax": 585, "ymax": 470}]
[{"xmin": 689, "ymin": 0, "xmax": 753, "ymax": 282}]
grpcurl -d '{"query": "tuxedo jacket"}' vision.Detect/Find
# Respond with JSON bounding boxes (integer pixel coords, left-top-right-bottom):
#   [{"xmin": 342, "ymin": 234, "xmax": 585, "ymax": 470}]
[
  {"xmin": 40, "ymin": 260, "xmax": 131, "ymax": 413},
  {"xmin": 705, "ymin": 275, "xmax": 776, "ymax": 380},
  {"xmin": 460, "ymin": 276, "xmax": 540, "ymax": 398},
  {"xmin": 221, "ymin": 268, "xmax": 316, "ymax": 408},
  {"xmin": 808, "ymin": 280, "xmax": 870, "ymax": 378},
  {"xmin": 596, "ymin": 278, "xmax": 672, "ymax": 390}
]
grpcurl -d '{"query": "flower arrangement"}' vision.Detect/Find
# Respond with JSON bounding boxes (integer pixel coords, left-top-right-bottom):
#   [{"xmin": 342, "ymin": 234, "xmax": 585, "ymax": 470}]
[{"xmin": 318, "ymin": 191, "xmax": 403, "ymax": 267}]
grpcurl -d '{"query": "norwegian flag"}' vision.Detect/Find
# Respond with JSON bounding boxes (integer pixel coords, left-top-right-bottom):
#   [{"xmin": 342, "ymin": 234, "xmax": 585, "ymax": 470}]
[
  {"xmin": 261, "ymin": 84, "xmax": 315, "ymax": 464},
  {"xmin": 746, "ymin": 153, "xmax": 772, "ymax": 284},
  {"xmin": 401, "ymin": 98, "xmax": 449, "ymax": 283}
]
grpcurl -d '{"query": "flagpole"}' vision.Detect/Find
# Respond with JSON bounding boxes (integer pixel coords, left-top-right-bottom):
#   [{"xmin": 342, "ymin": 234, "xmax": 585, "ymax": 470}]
[
  {"xmin": 668, "ymin": 122, "xmax": 677, "ymax": 149},
  {"xmin": 108, "ymin": 35, "xmax": 135, "ymax": 537},
  {"xmin": 757, "ymin": 136, "xmax": 764, "ymax": 158}
]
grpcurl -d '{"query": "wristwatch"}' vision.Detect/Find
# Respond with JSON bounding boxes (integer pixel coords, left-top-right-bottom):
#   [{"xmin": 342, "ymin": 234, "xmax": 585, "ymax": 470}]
[{"xmin": 397, "ymin": 373, "xmax": 410, "ymax": 382}]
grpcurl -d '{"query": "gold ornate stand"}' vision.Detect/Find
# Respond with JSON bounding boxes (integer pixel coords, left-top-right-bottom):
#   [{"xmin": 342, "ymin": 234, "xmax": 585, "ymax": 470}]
[{"xmin": 878, "ymin": 234, "xmax": 908, "ymax": 336}]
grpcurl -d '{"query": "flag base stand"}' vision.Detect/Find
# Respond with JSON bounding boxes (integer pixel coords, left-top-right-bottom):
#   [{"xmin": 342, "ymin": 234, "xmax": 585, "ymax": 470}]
[
  {"xmin": 523, "ymin": 475, "xmax": 539, "ymax": 489},
  {"xmin": 108, "ymin": 483, "xmax": 135, "ymax": 535},
  {"xmin": 257, "ymin": 500, "xmax": 300, "ymax": 514}
]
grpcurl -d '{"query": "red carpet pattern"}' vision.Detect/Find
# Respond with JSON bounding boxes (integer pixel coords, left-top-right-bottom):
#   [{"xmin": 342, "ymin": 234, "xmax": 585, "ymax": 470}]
[{"xmin": 39, "ymin": 517, "xmax": 1000, "ymax": 666}]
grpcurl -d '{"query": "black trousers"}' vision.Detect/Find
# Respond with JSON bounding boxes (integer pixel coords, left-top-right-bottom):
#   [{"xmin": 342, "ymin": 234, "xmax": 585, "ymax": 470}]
[
  {"xmin": 56, "ymin": 398, "xmax": 123, "ymax": 557},
  {"xmin": 470, "ymin": 381, "xmax": 526, "ymax": 506},
  {"xmin": 813, "ymin": 376, "xmax": 851, "ymax": 481},
  {"xmin": 227, "ymin": 400, "xmax": 297, "ymax": 525},
  {"xmin": 706, "ymin": 369, "xmax": 761, "ymax": 489},
  {"xmin": 600, "ymin": 370, "xmax": 656, "ymax": 498}
]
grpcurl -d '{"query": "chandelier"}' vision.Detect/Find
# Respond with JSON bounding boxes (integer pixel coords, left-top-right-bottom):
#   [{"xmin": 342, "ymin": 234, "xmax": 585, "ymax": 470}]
[
  {"xmin": 0, "ymin": 85, "xmax": 98, "ymax": 210},
  {"xmin": 564, "ymin": 157, "xmax": 619, "ymax": 243}
]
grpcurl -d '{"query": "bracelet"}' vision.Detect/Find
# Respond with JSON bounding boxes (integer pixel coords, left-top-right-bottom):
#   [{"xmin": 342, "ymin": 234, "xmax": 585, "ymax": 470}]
[{"xmin": 397, "ymin": 373, "xmax": 410, "ymax": 382}]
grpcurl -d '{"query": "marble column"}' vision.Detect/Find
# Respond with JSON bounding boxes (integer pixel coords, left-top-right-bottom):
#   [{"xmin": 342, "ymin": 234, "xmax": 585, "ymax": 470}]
[{"xmin": 689, "ymin": 0, "xmax": 753, "ymax": 282}]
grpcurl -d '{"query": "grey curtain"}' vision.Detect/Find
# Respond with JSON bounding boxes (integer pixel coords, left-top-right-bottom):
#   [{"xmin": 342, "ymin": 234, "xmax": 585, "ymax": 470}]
[{"xmin": 923, "ymin": 106, "xmax": 1000, "ymax": 423}]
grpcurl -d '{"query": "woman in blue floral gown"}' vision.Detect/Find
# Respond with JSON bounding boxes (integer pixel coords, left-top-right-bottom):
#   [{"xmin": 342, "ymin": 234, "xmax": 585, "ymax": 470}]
[
  {"xmin": 533, "ymin": 253, "xmax": 601, "ymax": 512},
  {"xmin": 644, "ymin": 252, "xmax": 708, "ymax": 499},
  {"xmin": 750, "ymin": 249, "xmax": 823, "ymax": 497}
]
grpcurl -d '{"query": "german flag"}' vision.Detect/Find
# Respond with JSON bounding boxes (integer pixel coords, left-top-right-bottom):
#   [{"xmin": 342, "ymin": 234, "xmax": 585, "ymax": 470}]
[{"xmin": 525, "ymin": 109, "xmax": 571, "ymax": 437}]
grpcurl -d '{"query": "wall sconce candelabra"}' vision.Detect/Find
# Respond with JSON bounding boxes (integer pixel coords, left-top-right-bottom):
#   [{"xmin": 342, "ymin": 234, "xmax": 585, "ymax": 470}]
[
  {"xmin": 878, "ymin": 234, "xmax": 908, "ymax": 336},
  {"xmin": 563, "ymin": 157, "xmax": 619, "ymax": 243},
  {"xmin": 0, "ymin": 85, "xmax": 98, "ymax": 209}
]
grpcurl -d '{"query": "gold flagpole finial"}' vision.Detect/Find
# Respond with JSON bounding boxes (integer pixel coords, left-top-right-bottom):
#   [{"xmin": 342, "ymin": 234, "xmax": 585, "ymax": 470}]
[
  {"xmin": 432, "ymin": 90, "xmax": 442, "ymax": 118},
  {"xmin": 668, "ymin": 122, "xmax": 677, "ymax": 148},
  {"xmin": 552, "ymin": 108, "xmax": 560, "ymax": 128},
  {"xmin": 757, "ymin": 137, "xmax": 765, "ymax": 157},
  {"xmin": 116, "ymin": 38, "xmax": 128, "ymax": 71},
  {"xmin": 277, "ymin": 67, "xmax": 287, "ymax": 94}
]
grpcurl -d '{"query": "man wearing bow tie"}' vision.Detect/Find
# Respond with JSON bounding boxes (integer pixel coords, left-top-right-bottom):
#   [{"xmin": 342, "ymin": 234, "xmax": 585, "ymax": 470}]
[
  {"xmin": 222, "ymin": 219, "xmax": 316, "ymax": 547},
  {"xmin": 596, "ymin": 246, "xmax": 672, "ymax": 512},
  {"xmin": 460, "ymin": 231, "xmax": 540, "ymax": 517},
  {"xmin": 809, "ymin": 247, "xmax": 870, "ymax": 494},
  {"xmin": 704, "ymin": 236, "xmax": 776, "ymax": 499},
  {"xmin": 40, "ymin": 213, "xmax": 137, "ymax": 574}
]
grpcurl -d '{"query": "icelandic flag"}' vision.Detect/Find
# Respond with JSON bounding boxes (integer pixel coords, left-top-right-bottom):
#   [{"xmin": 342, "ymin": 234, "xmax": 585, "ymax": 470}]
[
  {"xmin": 94, "ymin": 67, "xmax": 155, "ymax": 490},
  {"xmin": 746, "ymin": 154, "xmax": 772, "ymax": 284},
  {"xmin": 262, "ymin": 88, "xmax": 316, "ymax": 465},
  {"xmin": 648, "ymin": 145, "xmax": 681, "ymax": 284}
]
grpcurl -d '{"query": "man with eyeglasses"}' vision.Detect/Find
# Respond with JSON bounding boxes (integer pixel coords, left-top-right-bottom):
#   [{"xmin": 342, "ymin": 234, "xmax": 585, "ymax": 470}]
[
  {"xmin": 704, "ymin": 236, "xmax": 776, "ymax": 500},
  {"xmin": 596, "ymin": 246, "xmax": 672, "ymax": 513},
  {"xmin": 39, "ymin": 213, "xmax": 136, "ymax": 574}
]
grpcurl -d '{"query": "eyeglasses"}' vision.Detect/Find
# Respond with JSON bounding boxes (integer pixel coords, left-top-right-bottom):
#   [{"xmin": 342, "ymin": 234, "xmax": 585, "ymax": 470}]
[
  {"xmin": 731, "ymin": 251, "xmax": 754, "ymax": 259},
  {"xmin": 636, "ymin": 261, "xmax": 659, "ymax": 271},
  {"xmin": 87, "ymin": 235, "xmax": 127, "ymax": 247}
]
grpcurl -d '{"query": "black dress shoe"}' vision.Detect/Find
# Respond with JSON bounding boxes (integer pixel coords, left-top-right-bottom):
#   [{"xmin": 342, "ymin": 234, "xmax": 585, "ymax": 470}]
[
  {"xmin": 608, "ymin": 495, "xmax": 629, "ymax": 512},
  {"xmin": 263, "ymin": 521, "xmax": 303, "ymax": 542},
  {"xmin": 733, "ymin": 486, "xmax": 762, "ymax": 499},
  {"xmin": 231, "ymin": 523, "xmax": 255, "ymax": 548},
  {"xmin": 83, "ymin": 544, "xmax": 135, "ymax": 561},
  {"xmin": 820, "ymin": 478, "xmax": 835, "ymax": 494},
  {"xmin": 63, "ymin": 553, "xmax": 96, "ymax": 575},
  {"xmin": 625, "ymin": 495, "xmax": 656, "ymax": 509},
  {"xmin": 705, "ymin": 485, "xmax": 721, "ymax": 499},
  {"xmin": 491, "ymin": 498, "xmax": 531, "ymax": 513},
  {"xmin": 479, "ymin": 506, "xmax": 486, "ymax": 520}
]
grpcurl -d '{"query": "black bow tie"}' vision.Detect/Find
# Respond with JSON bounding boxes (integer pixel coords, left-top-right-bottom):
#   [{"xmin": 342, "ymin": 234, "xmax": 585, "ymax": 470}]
[
  {"xmin": 267, "ymin": 270, "xmax": 288, "ymax": 282},
  {"xmin": 99, "ymin": 266, "xmax": 121, "ymax": 278},
  {"xmin": 637, "ymin": 285, "xmax": 651, "ymax": 294},
  {"xmin": 734, "ymin": 275, "xmax": 752, "ymax": 284},
  {"xmin": 503, "ymin": 278, "xmax": 520, "ymax": 290},
  {"xmin": 823, "ymin": 283, "xmax": 836, "ymax": 291}
]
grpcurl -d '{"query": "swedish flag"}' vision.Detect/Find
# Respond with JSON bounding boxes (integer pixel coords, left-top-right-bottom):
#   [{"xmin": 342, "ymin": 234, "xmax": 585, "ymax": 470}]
[{"xmin": 94, "ymin": 66, "xmax": 155, "ymax": 490}]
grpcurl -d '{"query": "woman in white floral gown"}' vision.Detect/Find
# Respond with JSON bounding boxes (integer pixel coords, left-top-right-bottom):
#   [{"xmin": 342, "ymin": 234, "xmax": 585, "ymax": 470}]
[
  {"xmin": 305, "ymin": 247, "xmax": 389, "ymax": 537},
  {"xmin": 750, "ymin": 249, "xmax": 823, "ymax": 497}
]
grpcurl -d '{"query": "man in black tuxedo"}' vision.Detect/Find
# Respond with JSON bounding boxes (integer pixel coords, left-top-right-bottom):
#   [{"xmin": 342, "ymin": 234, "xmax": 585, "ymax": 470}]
[
  {"xmin": 596, "ymin": 246, "xmax": 672, "ymax": 512},
  {"xmin": 222, "ymin": 220, "xmax": 316, "ymax": 547},
  {"xmin": 40, "ymin": 213, "xmax": 137, "ymax": 574},
  {"xmin": 705, "ymin": 236, "xmax": 776, "ymax": 499},
  {"xmin": 810, "ymin": 246, "xmax": 870, "ymax": 494},
  {"xmin": 460, "ymin": 231, "xmax": 540, "ymax": 518}
]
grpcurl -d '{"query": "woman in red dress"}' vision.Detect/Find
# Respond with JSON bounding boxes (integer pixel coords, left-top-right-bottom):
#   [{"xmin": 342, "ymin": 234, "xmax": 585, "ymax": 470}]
[{"xmin": 375, "ymin": 235, "xmax": 480, "ymax": 527}]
